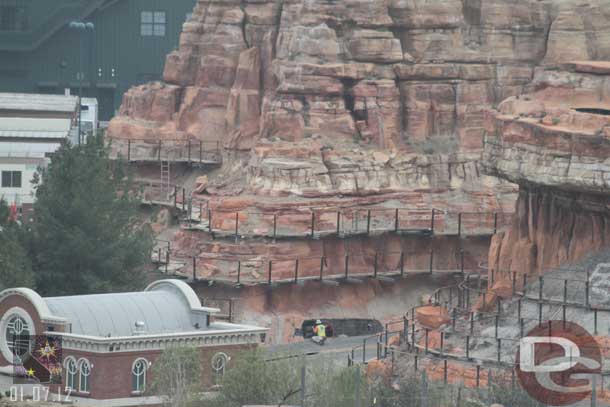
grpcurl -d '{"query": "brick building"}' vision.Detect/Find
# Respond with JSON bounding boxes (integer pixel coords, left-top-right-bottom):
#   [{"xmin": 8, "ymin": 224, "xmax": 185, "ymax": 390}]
[{"xmin": 0, "ymin": 280, "xmax": 266, "ymax": 406}]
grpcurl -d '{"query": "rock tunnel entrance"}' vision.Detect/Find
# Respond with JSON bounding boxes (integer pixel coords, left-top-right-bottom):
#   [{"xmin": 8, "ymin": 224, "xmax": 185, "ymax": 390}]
[
  {"xmin": 574, "ymin": 107, "xmax": 610, "ymax": 116},
  {"xmin": 299, "ymin": 318, "xmax": 383, "ymax": 339}
]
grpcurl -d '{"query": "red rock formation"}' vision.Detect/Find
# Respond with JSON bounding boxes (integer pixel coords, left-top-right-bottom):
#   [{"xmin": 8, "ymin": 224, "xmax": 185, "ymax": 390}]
[{"xmin": 484, "ymin": 62, "xmax": 610, "ymax": 278}]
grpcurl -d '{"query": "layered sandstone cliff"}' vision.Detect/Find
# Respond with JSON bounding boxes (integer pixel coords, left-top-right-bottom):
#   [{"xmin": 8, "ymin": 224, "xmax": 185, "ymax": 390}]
[
  {"xmin": 108, "ymin": 0, "xmax": 610, "ymax": 202},
  {"xmin": 108, "ymin": 1, "xmax": 610, "ymax": 285},
  {"xmin": 484, "ymin": 62, "xmax": 610, "ymax": 277}
]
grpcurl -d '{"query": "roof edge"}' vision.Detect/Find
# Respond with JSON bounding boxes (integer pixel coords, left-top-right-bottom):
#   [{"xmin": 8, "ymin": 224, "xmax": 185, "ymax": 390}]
[
  {"xmin": 144, "ymin": 279, "xmax": 220, "ymax": 314},
  {"xmin": 0, "ymin": 288, "xmax": 64, "ymax": 323}
]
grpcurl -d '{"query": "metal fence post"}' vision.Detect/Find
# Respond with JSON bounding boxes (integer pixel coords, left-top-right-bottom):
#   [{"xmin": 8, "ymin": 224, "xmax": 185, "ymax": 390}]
[
  {"xmin": 294, "ymin": 259, "xmax": 299, "ymax": 284},
  {"xmin": 237, "ymin": 260, "xmax": 241, "ymax": 285},
  {"xmin": 344, "ymin": 255, "xmax": 349, "ymax": 279},
  {"xmin": 430, "ymin": 208, "xmax": 435, "ymax": 233},
  {"xmin": 400, "ymin": 251, "xmax": 405, "ymax": 277},
  {"xmin": 373, "ymin": 253, "xmax": 378, "ymax": 278},
  {"xmin": 234, "ymin": 212, "xmax": 239, "ymax": 242},
  {"xmin": 192, "ymin": 257, "xmax": 197, "ymax": 282},
  {"xmin": 158, "ymin": 140, "xmax": 162, "ymax": 161},
  {"xmin": 493, "ymin": 212, "xmax": 498, "ymax": 234},
  {"xmin": 310, "ymin": 212, "xmax": 315, "ymax": 239},
  {"xmin": 429, "ymin": 249, "xmax": 434, "ymax": 273},
  {"xmin": 394, "ymin": 208, "xmax": 399, "ymax": 232},
  {"xmin": 199, "ymin": 140, "xmax": 203, "ymax": 163},
  {"xmin": 366, "ymin": 210, "xmax": 371, "ymax": 235},
  {"xmin": 336, "ymin": 211, "xmax": 341, "ymax": 235},
  {"xmin": 273, "ymin": 214, "xmax": 277, "ymax": 241},
  {"xmin": 460, "ymin": 250, "xmax": 465, "ymax": 275},
  {"xmin": 319, "ymin": 256, "xmax": 325, "ymax": 282},
  {"xmin": 127, "ymin": 139, "xmax": 131, "ymax": 161},
  {"xmin": 457, "ymin": 212, "xmax": 462, "ymax": 237},
  {"xmin": 466, "ymin": 336, "xmax": 470, "ymax": 359},
  {"xmin": 268, "ymin": 260, "xmax": 273, "ymax": 285}
]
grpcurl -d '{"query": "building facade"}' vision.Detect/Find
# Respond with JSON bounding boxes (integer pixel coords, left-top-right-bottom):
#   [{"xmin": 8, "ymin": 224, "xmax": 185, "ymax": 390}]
[
  {"xmin": 0, "ymin": 0, "xmax": 196, "ymax": 121},
  {"xmin": 0, "ymin": 92, "xmax": 78, "ymax": 214},
  {"xmin": 0, "ymin": 280, "xmax": 266, "ymax": 406}
]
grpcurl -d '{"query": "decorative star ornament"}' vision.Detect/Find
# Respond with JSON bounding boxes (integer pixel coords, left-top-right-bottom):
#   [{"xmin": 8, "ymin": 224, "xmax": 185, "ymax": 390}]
[
  {"xmin": 37, "ymin": 341, "xmax": 56, "ymax": 360},
  {"xmin": 27, "ymin": 368, "xmax": 35, "ymax": 377}
]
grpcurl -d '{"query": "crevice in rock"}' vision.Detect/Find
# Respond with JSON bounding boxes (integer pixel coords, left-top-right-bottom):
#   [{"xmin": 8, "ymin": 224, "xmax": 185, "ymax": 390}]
[
  {"xmin": 239, "ymin": 0, "xmax": 251, "ymax": 49},
  {"xmin": 395, "ymin": 77, "xmax": 407, "ymax": 143},
  {"xmin": 340, "ymin": 77, "xmax": 358, "ymax": 120}
]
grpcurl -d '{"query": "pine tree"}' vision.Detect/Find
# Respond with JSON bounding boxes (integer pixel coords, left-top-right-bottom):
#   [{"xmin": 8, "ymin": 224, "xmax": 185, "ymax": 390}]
[
  {"xmin": 0, "ymin": 200, "xmax": 34, "ymax": 290},
  {"xmin": 30, "ymin": 134, "xmax": 152, "ymax": 295}
]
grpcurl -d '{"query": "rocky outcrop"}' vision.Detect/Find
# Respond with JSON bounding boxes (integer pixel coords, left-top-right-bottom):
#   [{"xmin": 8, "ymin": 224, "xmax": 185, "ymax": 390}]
[
  {"xmin": 108, "ymin": 0, "xmax": 610, "ymax": 153},
  {"xmin": 484, "ymin": 62, "xmax": 610, "ymax": 276}
]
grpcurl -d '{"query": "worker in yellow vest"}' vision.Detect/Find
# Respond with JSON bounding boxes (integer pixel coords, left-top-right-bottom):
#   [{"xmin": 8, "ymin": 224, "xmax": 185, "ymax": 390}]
[{"xmin": 312, "ymin": 320, "xmax": 326, "ymax": 345}]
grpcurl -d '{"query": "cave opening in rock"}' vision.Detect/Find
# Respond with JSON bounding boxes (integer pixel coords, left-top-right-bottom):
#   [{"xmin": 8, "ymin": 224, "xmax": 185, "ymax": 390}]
[
  {"xmin": 299, "ymin": 318, "xmax": 383, "ymax": 338},
  {"xmin": 574, "ymin": 107, "xmax": 610, "ymax": 116}
]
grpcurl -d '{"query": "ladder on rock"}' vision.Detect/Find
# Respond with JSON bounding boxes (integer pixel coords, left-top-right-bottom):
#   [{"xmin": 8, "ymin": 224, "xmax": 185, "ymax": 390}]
[{"xmin": 160, "ymin": 160, "xmax": 171, "ymax": 202}]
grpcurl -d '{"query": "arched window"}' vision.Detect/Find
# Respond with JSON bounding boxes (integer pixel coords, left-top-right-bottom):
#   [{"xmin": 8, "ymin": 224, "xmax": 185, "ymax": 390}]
[
  {"xmin": 77, "ymin": 359, "xmax": 91, "ymax": 393},
  {"xmin": 132, "ymin": 358, "xmax": 148, "ymax": 393},
  {"xmin": 211, "ymin": 353, "xmax": 228, "ymax": 385},
  {"xmin": 5, "ymin": 315, "xmax": 31, "ymax": 358},
  {"xmin": 64, "ymin": 357, "xmax": 77, "ymax": 391}
]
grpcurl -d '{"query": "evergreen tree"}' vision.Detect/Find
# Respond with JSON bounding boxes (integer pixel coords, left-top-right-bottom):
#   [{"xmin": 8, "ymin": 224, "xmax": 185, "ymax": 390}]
[
  {"xmin": 30, "ymin": 135, "xmax": 152, "ymax": 295},
  {"xmin": 0, "ymin": 200, "xmax": 34, "ymax": 290}
]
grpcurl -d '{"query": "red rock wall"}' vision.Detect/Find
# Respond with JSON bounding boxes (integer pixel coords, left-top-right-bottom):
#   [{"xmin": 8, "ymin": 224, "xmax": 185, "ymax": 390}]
[{"xmin": 488, "ymin": 187, "xmax": 610, "ymax": 279}]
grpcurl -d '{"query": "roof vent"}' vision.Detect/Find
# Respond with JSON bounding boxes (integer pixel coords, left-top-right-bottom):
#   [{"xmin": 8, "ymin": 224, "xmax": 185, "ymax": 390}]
[{"xmin": 134, "ymin": 321, "xmax": 147, "ymax": 335}]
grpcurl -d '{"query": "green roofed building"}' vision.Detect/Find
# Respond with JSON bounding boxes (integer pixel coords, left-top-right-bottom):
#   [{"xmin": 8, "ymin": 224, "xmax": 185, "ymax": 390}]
[{"xmin": 0, "ymin": 0, "xmax": 196, "ymax": 121}]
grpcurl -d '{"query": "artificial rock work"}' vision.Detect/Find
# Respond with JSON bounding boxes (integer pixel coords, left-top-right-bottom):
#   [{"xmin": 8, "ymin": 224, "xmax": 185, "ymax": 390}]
[
  {"xmin": 108, "ymin": 1, "xmax": 610, "ymax": 294},
  {"xmin": 484, "ymin": 61, "xmax": 610, "ymax": 277}
]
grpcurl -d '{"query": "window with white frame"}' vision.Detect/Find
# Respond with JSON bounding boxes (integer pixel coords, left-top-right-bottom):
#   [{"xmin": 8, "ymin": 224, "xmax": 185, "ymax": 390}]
[
  {"xmin": 211, "ymin": 352, "xmax": 228, "ymax": 385},
  {"xmin": 5, "ymin": 315, "xmax": 30, "ymax": 358},
  {"xmin": 78, "ymin": 359, "xmax": 91, "ymax": 393},
  {"xmin": 65, "ymin": 357, "xmax": 77, "ymax": 391},
  {"xmin": 141, "ymin": 11, "xmax": 166, "ymax": 37},
  {"xmin": 131, "ymin": 358, "xmax": 147, "ymax": 393}
]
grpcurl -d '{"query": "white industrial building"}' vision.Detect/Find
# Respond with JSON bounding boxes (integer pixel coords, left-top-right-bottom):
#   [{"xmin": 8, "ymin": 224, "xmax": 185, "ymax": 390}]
[{"xmin": 0, "ymin": 93, "xmax": 79, "ymax": 212}]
